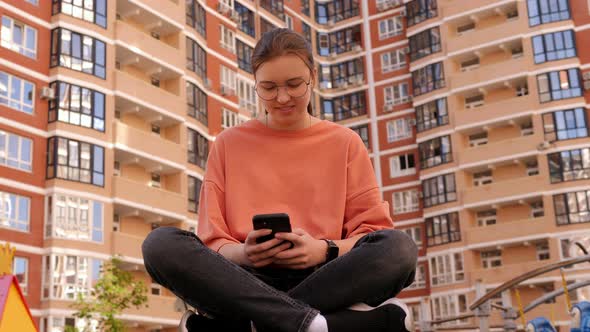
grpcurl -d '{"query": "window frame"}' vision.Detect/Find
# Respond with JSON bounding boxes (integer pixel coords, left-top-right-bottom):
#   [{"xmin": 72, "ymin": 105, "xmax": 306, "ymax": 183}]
[
  {"xmin": 187, "ymin": 128, "xmax": 209, "ymax": 169},
  {"xmin": 386, "ymin": 118, "xmax": 412, "ymax": 143},
  {"xmin": 409, "ymin": 27, "xmax": 441, "ymax": 62},
  {"xmin": 418, "ymin": 135, "xmax": 452, "ymax": 169},
  {"xmin": 392, "ymin": 189, "xmax": 420, "ymax": 214},
  {"xmin": 415, "ymin": 98, "xmax": 448, "ymax": 133},
  {"xmin": 406, "ymin": 0, "xmax": 438, "ymax": 27},
  {"xmin": 51, "ymin": 0, "xmax": 107, "ymax": 28},
  {"xmin": 548, "ymin": 147, "xmax": 590, "ymax": 183},
  {"xmin": 527, "ymin": 0, "xmax": 570, "ymax": 27},
  {"xmin": 422, "ymin": 173, "xmax": 457, "ymax": 208},
  {"xmin": 389, "ymin": 153, "xmax": 416, "ymax": 178},
  {"xmin": 188, "ymin": 175, "xmax": 202, "ymax": 213},
  {"xmin": 0, "ymin": 191, "xmax": 31, "ymax": 232},
  {"xmin": 0, "ymin": 130, "xmax": 33, "ymax": 172},
  {"xmin": 381, "ymin": 48, "xmax": 407, "ymax": 73},
  {"xmin": 542, "ymin": 108, "xmax": 588, "ymax": 142},
  {"xmin": 425, "ymin": 212, "xmax": 461, "ymax": 247},
  {"xmin": 351, "ymin": 124, "xmax": 370, "ymax": 149},
  {"xmin": 320, "ymin": 91, "xmax": 367, "ymax": 122},
  {"xmin": 537, "ymin": 68, "xmax": 582, "ymax": 103},
  {"xmin": 45, "ymin": 194, "xmax": 103, "ymax": 243},
  {"xmin": 429, "ymin": 252, "xmax": 464, "ymax": 286},
  {"xmin": 0, "ymin": 70, "xmax": 35, "ymax": 114},
  {"xmin": 412, "ymin": 62, "xmax": 445, "ymax": 96},
  {"xmin": 186, "ymin": 0, "xmax": 207, "ymax": 37},
  {"xmin": 186, "ymin": 81, "xmax": 208, "ymax": 126},
  {"xmin": 384, "ymin": 82, "xmax": 410, "ymax": 106},
  {"xmin": 48, "ymin": 81, "xmax": 105, "ymax": 132},
  {"xmin": 46, "ymin": 136, "xmax": 105, "ymax": 187},
  {"xmin": 1, "ymin": 16, "xmax": 37, "ymax": 59},
  {"xmin": 532, "ymin": 29, "xmax": 576, "ymax": 64},
  {"xmin": 553, "ymin": 189, "xmax": 590, "ymax": 225},
  {"xmin": 378, "ymin": 16, "xmax": 403, "ymax": 40},
  {"xmin": 186, "ymin": 37, "xmax": 207, "ymax": 79},
  {"xmin": 50, "ymin": 28, "xmax": 106, "ymax": 79},
  {"xmin": 12, "ymin": 256, "xmax": 28, "ymax": 294},
  {"xmin": 236, "ymin": 39, "xmax": 253, "ymax": 73}
]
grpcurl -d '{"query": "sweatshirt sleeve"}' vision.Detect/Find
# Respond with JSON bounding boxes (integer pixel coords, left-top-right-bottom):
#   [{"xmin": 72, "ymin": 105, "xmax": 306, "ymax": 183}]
[
  {"xmin": 342, "ymin": 132, "xmax": 394, "ymax": 239},
  {"xmin": 197, "ymin": 135, "xmax": 241, "ymax": 252}
]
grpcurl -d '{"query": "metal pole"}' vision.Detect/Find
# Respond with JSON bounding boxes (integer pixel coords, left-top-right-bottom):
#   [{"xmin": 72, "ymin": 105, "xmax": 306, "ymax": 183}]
[
  {"xmin": 474, "ymin": 280, "xmax": 490, "ymax": 332},
  {"xmin": 420, "ymin": 297, "xmax": 435, "ymax": 332},
  {"xmin": 501, "ymin": 290, "xmax": 517, "ymax": 332}
]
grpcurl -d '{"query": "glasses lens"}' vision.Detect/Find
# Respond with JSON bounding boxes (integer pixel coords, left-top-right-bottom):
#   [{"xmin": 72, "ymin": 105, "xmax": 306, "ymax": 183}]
[
  {"xmin": 287, "ymin": 81, "xmax": 308, "ymax": 98},
  {"xmin": 256, "ymin": 84, "xmax": 277, "ymax": 100}
]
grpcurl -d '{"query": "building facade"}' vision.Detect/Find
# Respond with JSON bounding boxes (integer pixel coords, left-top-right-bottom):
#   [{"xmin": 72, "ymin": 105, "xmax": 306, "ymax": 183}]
[{"xmin": 0, "ymin": 0, "xmax": 589, "ymax": 331}]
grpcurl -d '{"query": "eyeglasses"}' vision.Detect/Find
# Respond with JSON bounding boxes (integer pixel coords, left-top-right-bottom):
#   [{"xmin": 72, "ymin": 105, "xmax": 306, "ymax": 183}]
[{"xmin": 255, "ymin": 78, "xmax": 312, "ymax": 101}]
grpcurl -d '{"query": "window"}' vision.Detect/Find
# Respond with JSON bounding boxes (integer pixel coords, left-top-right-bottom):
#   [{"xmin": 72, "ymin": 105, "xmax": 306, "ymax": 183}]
[
  {"xmin": 319, "ymin": 58, "xmax": 364, "ymax": 89},
  {"xmin": 1, "ymin": 16, "xmax": 37, "ymax": 58},
  {"xmin": 422, "ymin": 173, "xmax": 456, "ymax": 208},
  {"xmin": 259, "ymin": 18, "xmax": 277, "ymax": 35},
  {"xmin": 393, "ymin": 189, "xmax": 420, "ymax": 214},
  {"xmin": 521, "ymin": 122, "xmax": 534, "ymax": 136},
  {"xmin": 320, "ymin": 91, "xmax": 367, "ymax": 122},
  {"xmin": 378, "ymin": 16, "xmax": 403, "ymax": 40},
  {"xmin": 537, "ymin": 68, "xmax": 582, "ymax": 103},
  {"xmin": 285, "ymin": 14, "xmax": 293, "ymax": 30},
  {"xmin": 409, "ymin": 27, "xmax": 441, "ymax": 62},
  {"xmin": 50, "ymin": 28, "xmax": 106, "ymax": 79},
  {"xmin": 531, "ymin": 201, "xmax": 545, "ymax": 218},
  {"xmin": 351, "ymin": 124, "xmax": 369, "ymax": 150},
  {"xmin": 532, "ymin": 30, "xmax": 576, "ymax": 64},
  {"xmin": 384, "ymin": 83, "xmax": 410, "ymax": 106},
  {"xmin": 560, "ymin": 235, "xmax": 590, "ymax": 263},
  {"xmin": 481, "ymin": 250, "xmax": 502, "ymax": 269},
  {"xmin": 429, "ymin": 252, "xmax": 464, "ymax": 286},
  {"xmin": 42, "ymin": 255, "xmax": 102, "ymax": 300},
  {"xmin": 536, "ymin": 241, "xmax": 550, "ymax": 260},
  {"xmin": 188, "ymin": 176, "xmax": 202, "ymax": 213},
  {"xmin": 46, "ymin": 137, "xmax": 105, "ymax": 186},
  {"xmin": 432, "ymin": 294, "xmax": 468, "ymax": 324},
  {"xmin": 404, "ymin": 226, "xmax": 422, "ymax": 247},
  {"xmin": 477, "ymin": 210, "xmax": 497, "ymax": 227},
  {"xmin": 260, "ymin": 0, "xmax": 285, "ymax": 20},
  {"xmin": 0, "ymin": 71, "xmax": 34, "ymax": 114},
  {"xmin": 186, "ymin": 38, "xmax": 207, "ymax": 79},
  {"xmin": 236, "ymin": 40, "xmax": 253, "ymax": 73},
  {"xmin": 542, "ymin": 108, "xmax": 588, "ymax": 142},
  {"xmin": 0, "ymin": 191, "xmax": 30, "ymax": 232},
  {"xmin": 390, "ymin": 153, "xmax": 416, "ymax": 178},
  {"xmin": 186, "ymin": 0, "xmax": 207, "ymax": 37},
  {"xmin": 316, "ymin": 25, "xmax": 361, "ymax": 56},
  {"xmin": 418, "ymin": 135, "xmax": 452, "ymax": 169},
  {"xmin": 553, "ymin": 189, "xmax": 590, "ymax": 225},
  {"xmin": 235, "ymin": 2, "xmax": 255, "ymax": 37},
  {"xmin": 381, "ymin": 49, "xmax": 406, "ymax": 73},
  {"xmin": 220, "ymin": 25, "xmax": 235, "ymax": 53},
  {"xmin": 425, "ymin": 212, "xmax": 460, "ymax": 246},
  {"xmin": 186, "ymin": 82, "xmax": 208, "ymax": 126},
  {"xmin": 237, "ymin": 78, "xmax": 257, "ymax": 115},
  {"xmin": 406, "ymin": 0, "xmax": 437, "ymax": 27},
  {"xmin": 416, "ymin": 98, "xmax": 448, "ymax": 133},
  {"xmin": 301, "ymin": 0, "xmax": 310, "ymax": 16},
  {"xmin": 45, "ymin": 194, "xmax": 103, "ymax": 242},
  {"xmin": 26, "ymin": 0, "xmax": 39, "ymax": 5},
  {"xmin": 220, "ymin": 65, "xmax": 237, "ymax": 92},
  {"xmin": 412, "ymin": 62, "xmax": 445, "ymax": 96},
  {"xmin": 12, "ymin": 256, "xmax": 28, "ymax": 294},
  {"xmin": 222, "ymin": 108, "xmax": 242, "ymax": 129},
  {"xmin": 52, "ymin": 0, "xmax": 107, "ymax": 28},
  {"xmin": 187, "ymin": 128, "xmax": 209, "ymax": 169},
  {"xmin": 315, "ymin": 0, "xmax": 360, "ymax": 25},
  {"xmin": 548, "ymin": 147, "xmax": 590, "ymax": 183},
  {"xmin": 302, "ymin": 22, "xmax": 312, "ymax": 43},
  {"xmin": 386, "ymin": 118, "xmax": 412, "ymax": 143},
  {"xmin": 49, "ymin": 81, "xmax": 105, "ymax": 131},
  {"xmin": 527, "ymin": 0, "xmax": 570, "ymax": 26},
  {"xmin": 0, "ymin": 130, "xmax": 32, "ymax": 172},
  {"xmin": 406, "ymin": 264, "xmax": 426, "ymax": 289}
]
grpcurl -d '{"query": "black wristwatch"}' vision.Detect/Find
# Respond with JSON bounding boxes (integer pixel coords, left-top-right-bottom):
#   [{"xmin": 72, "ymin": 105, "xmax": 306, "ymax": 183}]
[{"xmin": 322, "ymin": 239, "xmax": 339, "ymax": 263}]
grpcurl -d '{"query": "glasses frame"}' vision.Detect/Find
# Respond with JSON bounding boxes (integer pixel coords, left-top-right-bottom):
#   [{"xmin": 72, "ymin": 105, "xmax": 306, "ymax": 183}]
[{"xmin": 254, "ymin": 77, "xmax": 313, "ymax": 101}]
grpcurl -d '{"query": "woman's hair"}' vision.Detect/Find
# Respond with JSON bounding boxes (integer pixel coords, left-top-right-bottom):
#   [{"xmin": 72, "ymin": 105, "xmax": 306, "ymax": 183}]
[{"xmin": 251, "ymin": 28, "xmax": 314, "ymax": 115}]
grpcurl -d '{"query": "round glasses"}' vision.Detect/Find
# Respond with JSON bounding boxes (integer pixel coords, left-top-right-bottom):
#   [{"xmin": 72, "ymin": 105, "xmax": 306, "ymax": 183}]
[{"xmin": 255, "ymin": 78, "xmax": 312, "ymax": 101}]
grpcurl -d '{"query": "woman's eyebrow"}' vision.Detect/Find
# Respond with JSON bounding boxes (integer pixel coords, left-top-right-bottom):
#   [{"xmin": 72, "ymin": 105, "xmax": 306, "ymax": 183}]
[{"xmin": 258, "ymin": 76, "xmax": 306, "ymax": 84}]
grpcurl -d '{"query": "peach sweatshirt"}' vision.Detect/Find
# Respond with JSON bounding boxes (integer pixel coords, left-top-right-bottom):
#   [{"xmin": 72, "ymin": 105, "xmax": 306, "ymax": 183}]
[{"xmin": 197, "ymin": 119, "xmax": 394, "ymax": 252}]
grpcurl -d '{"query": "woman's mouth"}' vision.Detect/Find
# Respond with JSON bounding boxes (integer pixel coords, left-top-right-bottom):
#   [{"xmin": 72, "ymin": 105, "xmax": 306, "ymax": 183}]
[{"xmin": 274, "ymin": 106, "xmax": 296, "ymax": 113}]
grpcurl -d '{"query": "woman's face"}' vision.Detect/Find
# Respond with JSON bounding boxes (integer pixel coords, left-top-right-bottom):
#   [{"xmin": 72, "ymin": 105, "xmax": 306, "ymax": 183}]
[{"xmin": 255, "ymin": 54, "xmax": 315, "ymax": 129}]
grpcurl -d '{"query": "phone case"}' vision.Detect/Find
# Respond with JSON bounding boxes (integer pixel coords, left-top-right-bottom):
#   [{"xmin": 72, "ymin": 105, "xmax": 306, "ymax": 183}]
[{"xmin": 253, "ymin": 213, "xmax": 291, "ymax": 244}]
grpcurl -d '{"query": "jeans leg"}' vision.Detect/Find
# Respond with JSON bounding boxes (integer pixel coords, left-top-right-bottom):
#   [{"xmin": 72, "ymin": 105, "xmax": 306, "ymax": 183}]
[
  {"xmin": 141, "ymin": 227, "xmax": 319, "ymax": 332},
  {"xmin": 287, "ymin": 229, "xmax": 418, "ymax": 312}
]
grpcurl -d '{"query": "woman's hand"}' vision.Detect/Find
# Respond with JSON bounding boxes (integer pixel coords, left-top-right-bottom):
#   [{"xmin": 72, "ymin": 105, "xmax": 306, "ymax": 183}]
[
  {"xmin": 272, "ymin": 228, "xmax": 328, "ymax": 269},
  {"xmin": 242, "ymin": 229, "xmax": 292, "ymax": 268}
]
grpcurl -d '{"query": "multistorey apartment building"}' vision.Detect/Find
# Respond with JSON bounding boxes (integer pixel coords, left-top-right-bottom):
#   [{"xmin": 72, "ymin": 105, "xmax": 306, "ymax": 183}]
[{"xmin": 1, "ymin": 0, "xmax": 589, "ymax": 331}]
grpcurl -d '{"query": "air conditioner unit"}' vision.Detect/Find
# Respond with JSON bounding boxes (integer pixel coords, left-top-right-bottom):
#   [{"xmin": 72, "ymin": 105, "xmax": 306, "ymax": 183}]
[
  {"xmin": 537, "ymin": 141, "xmax": 551, "ymax": 150},
  {"xmin": 113, "ymin": 161, "xmax": 121, "ymax": 176},
  {"xmin": 326, "ymin": 19, "xmax": 335, "ymax": 27},
  {"xmin": 221, "ymin": 85, "xmax": 235, "ymax": 96},
  {"xmin": 402, "ymin": 46, "xmax": 410, "ymax": 54},
  {"xmin": 465, "ymin": 100, "xmax": 484, "ymax": 109},
  {"xmin": 400, "ymin": 8, "xmax": 407, "ymax": 16},
  {"xmin": 203, "ymin": 78, "xmax": 212, "ymax": 89},
  {"xmin": 40, "ymin": 86, "xmax": 55, "ymax": 100},
  {"xmin": 583, "ymin": 71, "xmax": 590, "ymax": 81},
  {"xmin": 377, "ymin": 3, "xmax": 387, "ymax": 12},
  {"xmin": 230, "ymin": 11, "xmax": 241, "ymax": 23},
  {"xmin": 353, "ymin": 45, "xmax": 362, "ymax": 52},
  {"xmin": 320, "ymin": 81, "xmax": 331, "ymax": 90},
  {"xmin": 584, "ymin": 81, "xmax": 590, "ymax": 91},
  {"xmin": 408, "ymin": 118, "xmax": 417, "ymax": 126},
  {"xmin": 384, "ymin": 104, "xmax": 394, "ymax": 112}
]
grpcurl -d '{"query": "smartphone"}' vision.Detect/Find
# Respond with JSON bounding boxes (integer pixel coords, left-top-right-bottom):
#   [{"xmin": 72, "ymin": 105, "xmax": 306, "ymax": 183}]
[{"xmin": 252, "ymin": 213, "xmax": 292, "ymax": 244}]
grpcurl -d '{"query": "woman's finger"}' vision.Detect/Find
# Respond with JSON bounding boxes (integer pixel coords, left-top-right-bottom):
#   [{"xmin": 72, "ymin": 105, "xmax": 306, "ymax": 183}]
[{"xmin": 245, "ymin": 229, "xmax": 272, "ymax": 245}]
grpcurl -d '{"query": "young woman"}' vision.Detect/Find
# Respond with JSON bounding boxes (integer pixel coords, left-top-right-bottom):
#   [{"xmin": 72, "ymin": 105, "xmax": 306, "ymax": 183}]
[{"xmin": 142, "ymin": 29, "xmax": 418, "ymax": 332}]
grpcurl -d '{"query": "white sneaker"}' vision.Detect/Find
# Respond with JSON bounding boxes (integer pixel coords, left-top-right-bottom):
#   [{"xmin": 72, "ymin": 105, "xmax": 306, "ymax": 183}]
[{"xmin": 348, "ymin": 298, "xmax": 414, "ymax": 331}]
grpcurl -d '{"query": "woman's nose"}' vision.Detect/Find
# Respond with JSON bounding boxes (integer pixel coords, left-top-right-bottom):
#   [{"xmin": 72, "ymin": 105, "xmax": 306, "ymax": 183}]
[{"xmin": 276, "ymin": 86, "xmax": 291, "ymax": 103}]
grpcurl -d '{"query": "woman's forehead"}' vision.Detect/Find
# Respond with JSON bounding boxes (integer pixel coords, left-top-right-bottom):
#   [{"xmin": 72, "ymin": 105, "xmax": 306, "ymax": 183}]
[{"xmin": 256, "ymin": 54, "xmax": 310, "ymax": 81}]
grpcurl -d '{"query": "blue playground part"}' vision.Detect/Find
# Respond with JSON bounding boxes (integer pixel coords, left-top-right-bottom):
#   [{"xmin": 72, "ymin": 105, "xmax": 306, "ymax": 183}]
[
  {"xmin": 526, "ymin": 317, "xmax": 556, "ymax": 332},
  {"xmin": 571, "ymin": 301, "xmax": 590, "ymax": 332}
]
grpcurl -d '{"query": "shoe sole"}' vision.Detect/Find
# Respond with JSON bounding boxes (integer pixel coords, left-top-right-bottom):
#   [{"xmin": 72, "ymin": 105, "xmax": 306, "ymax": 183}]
[{"xmin": 348, "ymin": 298, "xmax": 414, "ymax": 332}]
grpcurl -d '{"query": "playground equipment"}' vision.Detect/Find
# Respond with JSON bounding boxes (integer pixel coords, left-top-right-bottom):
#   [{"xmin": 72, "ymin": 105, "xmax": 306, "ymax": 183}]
[
  {"xmin": 571, "ymin": 301, "xmax": 590, "ymax": 332},
  {"xmin": 526, "ymin": 317, "xmax": 557, "ymax": 332}
]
